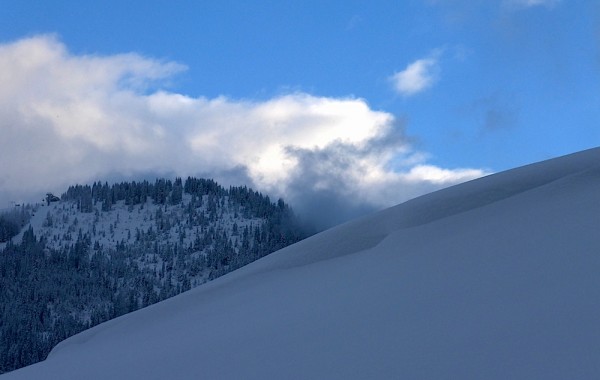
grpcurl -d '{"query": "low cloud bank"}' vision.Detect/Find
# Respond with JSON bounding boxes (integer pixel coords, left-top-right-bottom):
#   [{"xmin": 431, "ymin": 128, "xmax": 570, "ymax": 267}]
[{"xmin": 0, "ymin": 35, "xmax": 488, "ymax": 229}]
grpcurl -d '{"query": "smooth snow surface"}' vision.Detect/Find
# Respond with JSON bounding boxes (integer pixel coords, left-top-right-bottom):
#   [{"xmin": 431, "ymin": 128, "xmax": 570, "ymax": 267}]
[{"xmin": 4, "ymin": 148, "xmax": 600, "ymax": 379}]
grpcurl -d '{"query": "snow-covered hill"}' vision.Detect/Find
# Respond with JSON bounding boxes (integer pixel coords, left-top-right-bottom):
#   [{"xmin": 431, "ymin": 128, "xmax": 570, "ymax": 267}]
[
  {"xmin": 0, "ymin": 178, "xmax": 307, "ymax": 373},
  {"xmin": 4, "ymin": 148, "xmax": 600, "ymax": 379}
]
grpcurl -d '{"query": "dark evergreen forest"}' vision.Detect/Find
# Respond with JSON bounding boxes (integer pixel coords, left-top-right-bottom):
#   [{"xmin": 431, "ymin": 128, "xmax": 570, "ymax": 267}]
[
  {"xmin": 0, "ymin": 207, "xmax": 30, "ymax": 243},
  {"xmin": 0, "ymin": 177, "xmax": 308, "ymax": 374}
]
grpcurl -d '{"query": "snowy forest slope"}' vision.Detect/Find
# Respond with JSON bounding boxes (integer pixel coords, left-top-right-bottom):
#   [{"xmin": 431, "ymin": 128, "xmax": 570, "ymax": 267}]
[
  {"xmin": 4, "ymin": 147, "xmax": 600, "ymax": 379},
  {"xmin": 0, "ymin": 177, "xmax": 307, "ymax": 373}
]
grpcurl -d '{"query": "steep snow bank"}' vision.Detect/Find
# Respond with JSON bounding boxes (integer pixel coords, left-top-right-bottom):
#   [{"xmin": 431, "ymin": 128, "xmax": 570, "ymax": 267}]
[{"xmin": 4, "ymin": 147, "xmax": 600, "ymax": 379}]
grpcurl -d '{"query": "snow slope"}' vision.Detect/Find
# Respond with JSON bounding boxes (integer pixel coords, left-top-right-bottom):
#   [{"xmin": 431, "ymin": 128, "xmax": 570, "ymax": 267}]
[{"xmin": 4, "ymin": 147, "xmax": 600, "ymax": 379}]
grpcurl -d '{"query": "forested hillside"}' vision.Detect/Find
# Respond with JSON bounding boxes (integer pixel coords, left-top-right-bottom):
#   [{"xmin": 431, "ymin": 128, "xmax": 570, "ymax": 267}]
[
  {"xmin": 0, "ymin": 177, "xmax": 308, "ymax": 374},
  {"xmin": 0, "ymin": 207, "xmax": 30, "ymax": 243}
]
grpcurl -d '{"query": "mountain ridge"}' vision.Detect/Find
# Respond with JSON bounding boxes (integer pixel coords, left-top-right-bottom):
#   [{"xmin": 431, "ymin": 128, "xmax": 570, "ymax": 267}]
[
  {"xmin": 0, "ymin": 176, "xmax": 308, "ymax": 374},
  {"xmin": 4, "ymin": 147, "xmax": 600, "ymax": 379}
]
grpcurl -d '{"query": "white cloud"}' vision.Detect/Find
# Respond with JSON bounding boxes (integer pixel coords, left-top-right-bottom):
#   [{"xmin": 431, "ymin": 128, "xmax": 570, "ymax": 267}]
[
  {"xmin": 502, "ymin": 0, "xmax": 561, "ymax": 9},
  {"xmin": 390, "ymin": 52, "xmax": 441, "ymax": 96},
  {"xmin": 0, "ymin": 35, "xmax": 488, "ymax": 226}
]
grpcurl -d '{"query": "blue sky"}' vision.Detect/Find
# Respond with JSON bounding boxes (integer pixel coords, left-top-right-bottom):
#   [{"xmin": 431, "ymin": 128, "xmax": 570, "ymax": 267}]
[{"xmin": 0, "ymin": 0, "xmax": 598, "ymax": 226}]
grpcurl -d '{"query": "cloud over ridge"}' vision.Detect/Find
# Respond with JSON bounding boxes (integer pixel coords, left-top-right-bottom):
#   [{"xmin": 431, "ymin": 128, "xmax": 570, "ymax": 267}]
[{"xmin": 0, "ymin": 35, "xmax": 487, "ymax": 227}]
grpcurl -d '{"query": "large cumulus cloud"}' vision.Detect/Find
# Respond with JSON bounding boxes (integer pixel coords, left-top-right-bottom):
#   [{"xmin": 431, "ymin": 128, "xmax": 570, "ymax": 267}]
[{"xmin": 0, "ymin": 35, "xmax": 488, "ymax": 228}]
